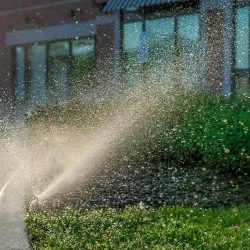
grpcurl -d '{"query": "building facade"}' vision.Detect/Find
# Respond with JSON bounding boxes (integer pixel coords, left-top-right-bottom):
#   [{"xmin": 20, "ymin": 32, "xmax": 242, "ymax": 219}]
[{"xmin": 0, "ymin": 0, "xmax": 248, "ymax": 116}]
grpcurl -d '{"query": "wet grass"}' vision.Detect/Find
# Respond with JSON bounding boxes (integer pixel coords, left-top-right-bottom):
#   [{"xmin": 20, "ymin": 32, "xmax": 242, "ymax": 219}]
[{"xmin": 26, "ymin": 205, "xmax": 250, "ymax": 249}]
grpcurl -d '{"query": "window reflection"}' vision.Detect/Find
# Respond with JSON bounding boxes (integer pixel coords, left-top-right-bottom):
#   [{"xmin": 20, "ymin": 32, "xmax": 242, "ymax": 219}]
[
  {"xmin": 15, "ymin": 39, "xmax": 96, "ymax": 106},
  {"xmin": 70, "ymin": 38, "xmax": 95, "ymax": 99},
  {"xmin": 235, "ymin": 77, "xmax": 249, "ymax": 94},
  {"xmin": 122, "ymin": 22, "xmax": 143, "ymax": 88},
  {"xmin": 28, "ymin": 45, "xmax": 47, "ymax": 107},
  {"xmin": 48, "ymin": 41, "xmax": 70, "ymax": 105},
  {"xmin": 122, "ymin": 14, "xmax": 200, "ymax": 88},
  {"xmin": 72, "ymin": 39, "xmax": 94, "ymax": 56},
  {"xmin": 49, "ymin": 41, "xmax": 70, "ymax": 57},
  {"xmin": 16, "ymin": 47, "xmax": 25, "ymax": 100},
  {"xmin": 124, "ymin": 22, "xmax": 143, "ymax": 52},
  {"xmin": 146, "ymin": 18, "xmax": 175, "ymax": 85},
  {"xmin": 178, "ymin": 14, "xmax": 200, "ymax": 87},
  {"xmin": 235, "ymin": 8, "xmax": 249, "ymax": 69},
  {"xmin": 235, "ymin": 7, "xmax": 250, "ymax": 93}
]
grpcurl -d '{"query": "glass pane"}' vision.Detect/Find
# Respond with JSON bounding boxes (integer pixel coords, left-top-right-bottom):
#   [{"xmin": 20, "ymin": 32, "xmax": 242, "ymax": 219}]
[
  {"xmin": 48, "ymin": 41, "xmax": 70, "ymax": 105},
  {"xmin": 72, "ymin": 39, "xmax": 94, "ymax": 56},
  {"xmin": 28, "ymin": 45, "xmax": 47, "ymax": 107},
  {"xmin": 70, "ymin": 39, "xmax": 95, "ymax": 99},
  {"xmin": 235, "ymin": 8, "xmax": 249, "ymax": 69},
  {"xmin": 178, "ymin": 15, "xmax": 199, "ymax": 39},
  {"xmin": 146, "ymin": 18, "xmax": 175, "ymax": 85},
  {"xmin": 235, "ymin": 76, "xmax": 249, "ymax": 94},
  {"xmin": 124, "ymin": 22, "xmax": 143, "ymax": 51},
  {"xmin": 16, "ymin": 47, "xmax": 25, "ymax": 100},
  {"xmin": 178, "ymin": 14, "xmax": 200, "ymax": 87},
  {"xmin": 236, "ymin": 0, "xmax": 250, "ymax": 7},
  {"xmin": 49, "ymin": 41, "xmax": 70, "ymax": 56},
  {"xmin": 122, "ymin": 22, "xmax": 143, "ymax": 88}
]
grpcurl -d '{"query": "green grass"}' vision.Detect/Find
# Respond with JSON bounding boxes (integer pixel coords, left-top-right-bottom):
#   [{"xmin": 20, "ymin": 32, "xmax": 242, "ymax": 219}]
[{"xmin": 26, "ymin": 205, "xmax": 250, "ymax": 250}]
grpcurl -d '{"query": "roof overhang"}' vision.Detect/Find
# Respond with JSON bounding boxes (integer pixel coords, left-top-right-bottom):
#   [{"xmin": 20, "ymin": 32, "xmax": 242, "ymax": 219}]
[{"xmin": 102, "ymin": 0, "xmax": 189, "ymax": 12}]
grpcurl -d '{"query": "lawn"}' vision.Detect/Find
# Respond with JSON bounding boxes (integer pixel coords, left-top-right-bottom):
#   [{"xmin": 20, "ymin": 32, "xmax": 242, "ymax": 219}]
[{"xmin": 26, "ymin": 205, "xmax": 250, "ymax": 250}]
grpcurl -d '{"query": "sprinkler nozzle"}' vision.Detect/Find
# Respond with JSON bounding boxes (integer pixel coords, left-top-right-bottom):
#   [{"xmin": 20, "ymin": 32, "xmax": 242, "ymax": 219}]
[
  {"xmin": 31, "ymin": 196, "xmax": 39, "ymax": 206},
  {"xmin": 30, "ymin": 191, "xmax": 40, "ymax": 206}
]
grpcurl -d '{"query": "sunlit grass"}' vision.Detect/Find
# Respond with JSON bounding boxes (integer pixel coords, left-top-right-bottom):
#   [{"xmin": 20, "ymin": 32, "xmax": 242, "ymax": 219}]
[{"xmin": 27, "ymin": 205, "xmax": 250, "ymax": 249}]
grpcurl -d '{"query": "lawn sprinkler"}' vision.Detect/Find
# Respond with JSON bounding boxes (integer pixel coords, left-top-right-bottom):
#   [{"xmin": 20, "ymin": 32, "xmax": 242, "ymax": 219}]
[{"xmin": 30, "ymin": 191, "xmax": 39, "ymax": 206}]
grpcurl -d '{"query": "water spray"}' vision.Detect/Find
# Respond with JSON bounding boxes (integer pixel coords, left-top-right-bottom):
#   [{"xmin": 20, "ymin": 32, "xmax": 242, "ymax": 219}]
[
  {"xmin": 27, "ymin": 89, "xmax": 169, "ymax": 205},
  {"xmin": 0, "ymin": 177, "xmax": 12, "ymax": 202}
]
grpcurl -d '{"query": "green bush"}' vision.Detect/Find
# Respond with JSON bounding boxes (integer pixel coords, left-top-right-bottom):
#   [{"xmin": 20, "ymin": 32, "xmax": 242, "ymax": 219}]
[
  {"xmin": 25, "ymin": 100, "xmax": 118, "ymax": 129},
  {"xmin": 171, "ymin": 93, "xmax": 250, "ymax": 171},
  {"xmin": 25, "ymin": 88, "xmax": 196, "ymax": 164},
  {"xmin": 25, "ymin": 89, "xmax": 250, "ymax": 171}
]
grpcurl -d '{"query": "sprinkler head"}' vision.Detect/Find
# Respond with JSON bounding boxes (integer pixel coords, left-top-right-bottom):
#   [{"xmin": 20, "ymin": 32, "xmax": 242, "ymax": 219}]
[
  {"xmin": 30, "ymin": 196, "xmax": 39, "ymax": 206},
  {"xmin": 30, "ymin": 191, "xmax": 40, "ymax": 206}
]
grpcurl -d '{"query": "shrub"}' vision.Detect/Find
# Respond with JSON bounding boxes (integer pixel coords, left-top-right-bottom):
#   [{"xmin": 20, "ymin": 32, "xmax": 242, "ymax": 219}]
[
  {"xmin": 25, "ymin": 89, "xmax": 250, "ymax": 171},
  {"xmin": 173, "ymin": 93, "xmax": 250, "ymax": 171}
]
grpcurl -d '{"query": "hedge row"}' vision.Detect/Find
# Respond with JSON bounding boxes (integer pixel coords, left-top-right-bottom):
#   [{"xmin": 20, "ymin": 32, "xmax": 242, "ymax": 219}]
[{"xmin": 25, "ymin": 89, "xmax": 250, "ymax": 171}]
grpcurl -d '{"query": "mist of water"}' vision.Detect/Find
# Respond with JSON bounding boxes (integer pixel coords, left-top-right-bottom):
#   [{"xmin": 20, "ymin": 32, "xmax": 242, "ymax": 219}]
[
  {"xmin": 30, "ymin": 89, "xmax": 167, "ymax": 204},
  {"xmin": 0, "ymin": 178, "xmax": 11, "ymax": 202},
  {"xmin": 0, "ymin": 82, "xmax": 198, "ymax": 210}
]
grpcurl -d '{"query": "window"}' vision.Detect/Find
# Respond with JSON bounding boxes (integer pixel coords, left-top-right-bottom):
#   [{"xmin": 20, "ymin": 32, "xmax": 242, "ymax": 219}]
[
  {"xmin": 14, "ymin": 38, "xmax": 96, "ymax": 107},
  {"xmin": 16, "ymin": 47, "xmax": 25, "ymax": 100},
  {"xmin": 235, "ymin": 2, "xmax": 250, "ymax": 93},
  {"xmin": 27, "ymin": 44, "xmax": 47, "ymax": 106},
  {"xmin": 122, "ymin": 22, "xmax": 143, "ymax": 88},
  {"xmin": 48, "ymin": 41, "xmax": 70, "ymax": 105},
  {"xmin": 177, "ymin": 14, "xmax": 200, "ymax": 86},
  {"xmin": 122, "ymin": 12, "xmax": 200, "ymax": 88},
  {"xmin": 235, "ymin": 8, "xmax": 249, "ymax": 70},
  {"xmin": 70, "ymin": 39, "xmax": 95, "ymax": 99},
  {"xmin": 146, "ymin": 18, "xmax": 175, "ymax": 85}
]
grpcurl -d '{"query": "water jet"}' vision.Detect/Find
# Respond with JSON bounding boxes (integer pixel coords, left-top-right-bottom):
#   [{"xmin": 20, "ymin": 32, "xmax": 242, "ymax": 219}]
[{"xmin": 0, "ymin": 178, "xmax": 12, "ymax": 203}]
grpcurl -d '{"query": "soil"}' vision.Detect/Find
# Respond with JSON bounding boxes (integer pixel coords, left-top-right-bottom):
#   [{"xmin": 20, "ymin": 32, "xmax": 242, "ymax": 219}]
[{"xmin": 36, "ymin": 161, "xmax": 250, "ymax": 210}]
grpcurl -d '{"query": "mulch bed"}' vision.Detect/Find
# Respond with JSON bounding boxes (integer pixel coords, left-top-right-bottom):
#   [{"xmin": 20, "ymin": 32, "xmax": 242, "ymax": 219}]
[{"xmin": 35, "ymin": 161, "xmax": 250, "ymax": 210}]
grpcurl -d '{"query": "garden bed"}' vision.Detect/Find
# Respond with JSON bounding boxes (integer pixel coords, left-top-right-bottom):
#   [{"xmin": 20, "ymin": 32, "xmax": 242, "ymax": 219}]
[{"xmin": 34, "ymin": 161, "xmax": 250, "ymax": 211}]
